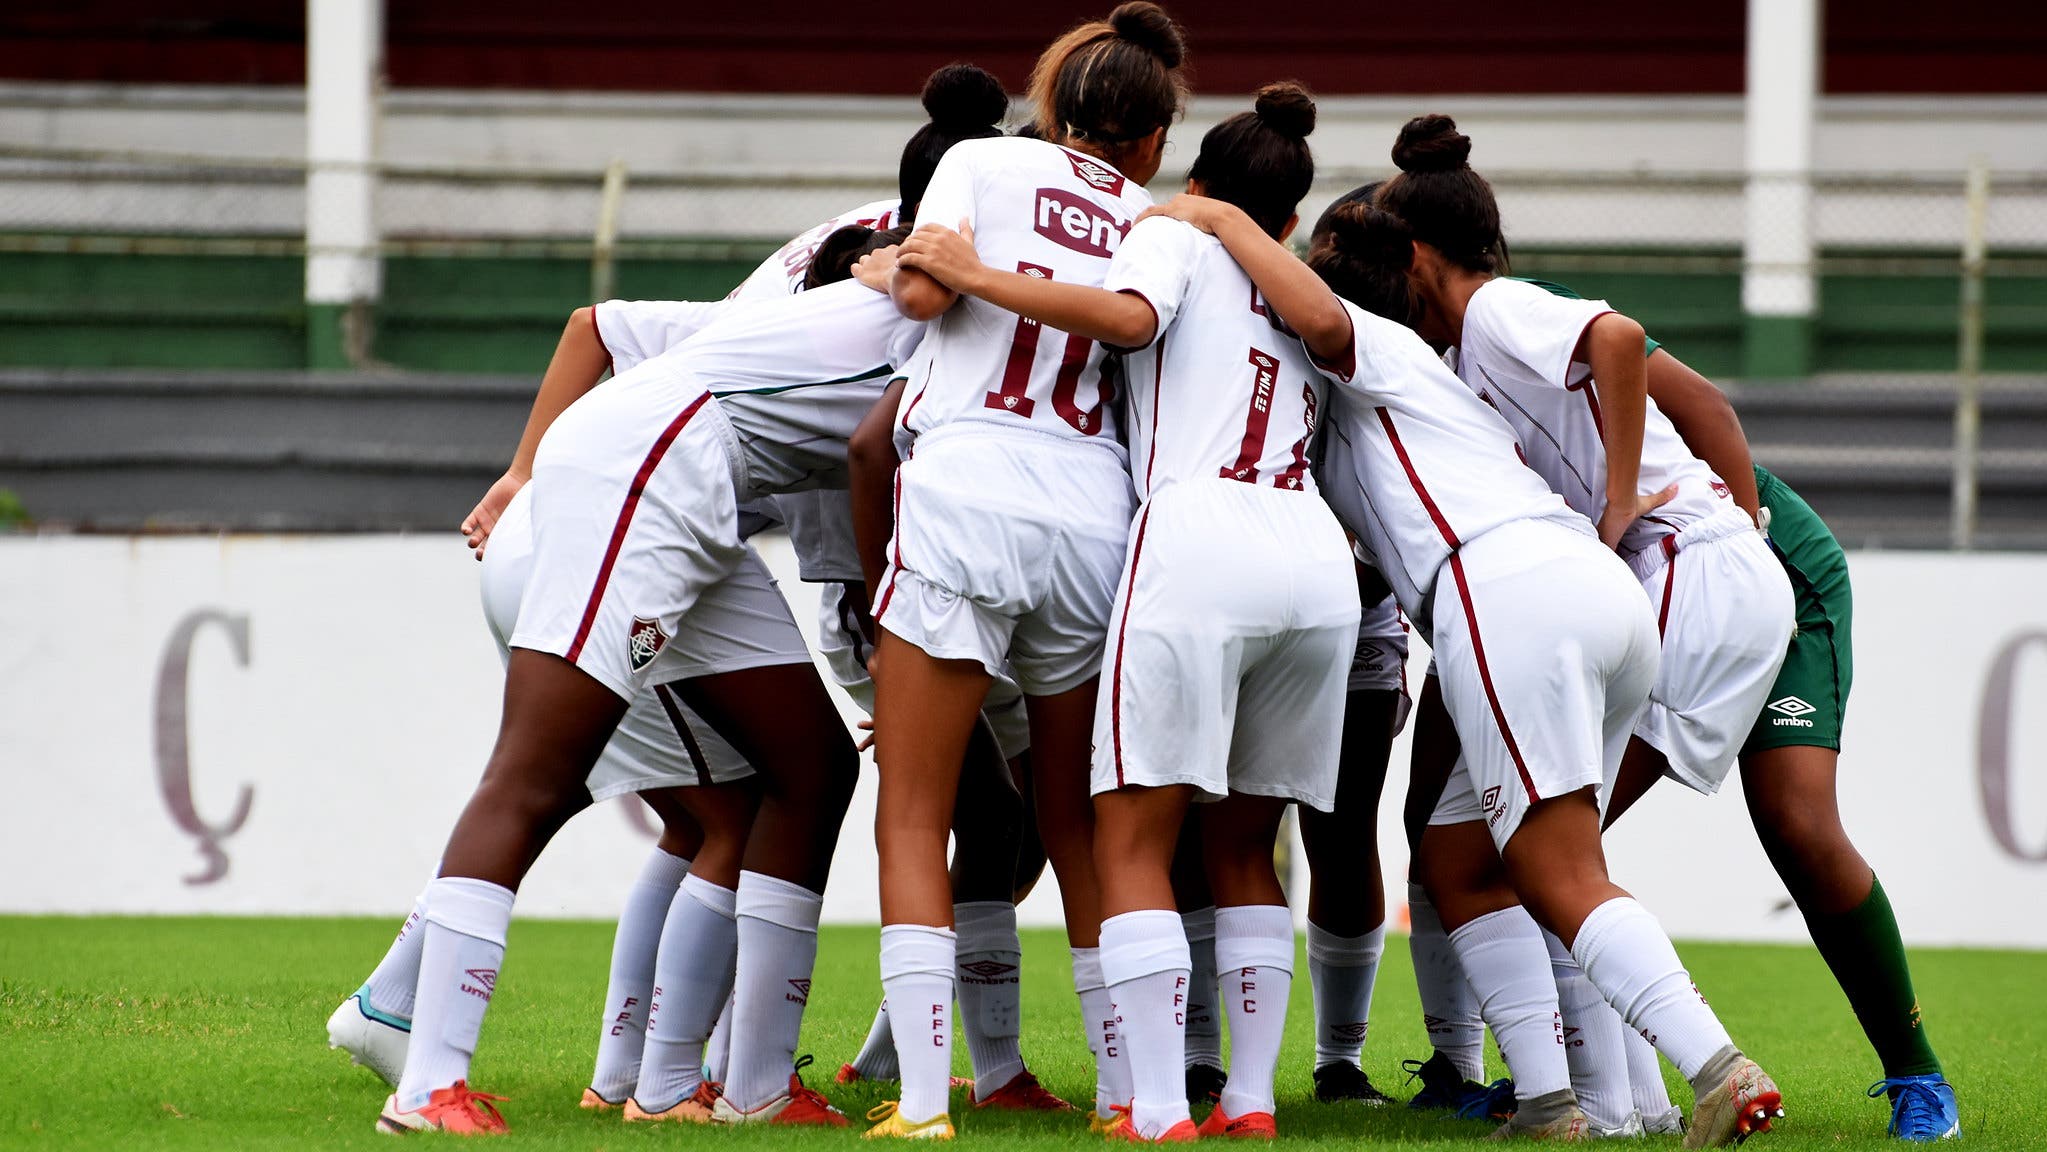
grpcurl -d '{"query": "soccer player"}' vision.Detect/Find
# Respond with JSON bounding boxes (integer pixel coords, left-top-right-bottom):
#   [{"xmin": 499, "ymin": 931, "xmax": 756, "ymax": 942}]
[
  {"xmin": 899, "ymin": 81, "xmax": 1357, "ymax": 1142},
  {"xmin": 372, "ymin": 251, "xmax": 923, "ymax": 1133},
  {"xmin": 1148, "ymin": 188, "xmax": 1785, "ymax": 1147},
  {"xmin": 852, "ymin": 4, "xmax": 1186, "ymax": 1138}
]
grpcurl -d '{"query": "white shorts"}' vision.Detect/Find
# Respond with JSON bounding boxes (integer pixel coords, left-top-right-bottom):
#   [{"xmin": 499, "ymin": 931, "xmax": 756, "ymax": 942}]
[
  {"xmin": 1349, "ymin": 594, "xmax": 1413, "ymax": 735},
  {"xmin": 1628, "ymin": 510, "xmax": 1795, "ymax": 794},
  {"xmin": 1427, "ymin": 517, "xmax": 1660, "ymax": 849},
  {"xmin": 876, "ymin": 425, "xmax": 1135, "ymax": 697},
  {"xmin": 482, "ymin": 486, "xmax": 771, "ymax": 796},
  {"xmin": 512, "ymin": 378, "xmax": 807, "ymax": 700},
  {"xmin": 1091, "ymin": 480, "xmax": 1360, "ymax": 810},
  {"xmin": 818, "ymin": 577, "xmax": 1032, "ymax": 761}
]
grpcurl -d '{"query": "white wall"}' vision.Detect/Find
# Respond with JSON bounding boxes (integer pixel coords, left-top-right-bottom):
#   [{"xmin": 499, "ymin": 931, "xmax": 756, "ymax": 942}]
[{"xmin": 1, "ymin": 533, "xmax": 2043, "ymax": 947}]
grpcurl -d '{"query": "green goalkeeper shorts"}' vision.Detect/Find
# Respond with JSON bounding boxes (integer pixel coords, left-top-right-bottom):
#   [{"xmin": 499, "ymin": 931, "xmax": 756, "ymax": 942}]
[{"xmin": 1743, "ymin": 465, "xmax": 1852, "ymax": 754}]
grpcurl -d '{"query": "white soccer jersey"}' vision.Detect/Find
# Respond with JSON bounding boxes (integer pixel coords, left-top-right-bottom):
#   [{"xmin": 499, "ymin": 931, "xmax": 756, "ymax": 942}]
[
  {"xmin": 731, "ymin": 196, "xmax": 902, "ymax": 301},
  {"xmin": 1451, "ymin": 277, "xmax": 1735, "ymax": 558},
  {"xmin": 897, "ymin": 137, "xmax": 1153, "ymax": 452},
  {"xmin": 1313, "ymin": 299, "xmax": 1583, "ymax": 634},
  {"xmin": 594, "ymin": 299, "xmax": 733, "ymax": 377},
  {"xmin": 658, "ymin": 279, "xmax": 925, "ymax": 498},
  {"xmin": 1103, "ymin": 217, "xmax": 1324, "ymax": 500}
]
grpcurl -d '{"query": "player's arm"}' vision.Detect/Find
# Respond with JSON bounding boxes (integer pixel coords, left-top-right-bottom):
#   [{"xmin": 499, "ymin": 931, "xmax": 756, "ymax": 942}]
[
  {"xmin": 1577, "ymin": 312, "xmax": 1670, "ymax": 550},
  {"xmin": 1646, "ymin": 349, "xmax": 1761, "ymax": 524},
  {"xmin": 850, "ymin": 377, "xmax": 909, "ymax": 596},
  {"xmin": 460, "ymin": 306, "xmax": 610, "ymax": 557},
  {"xmin": 895, "ymin": 223, "xmax": 1157, "ymax": 349},
  {"xmin": 1143, "ymin": 194, "xmax": 1352, "ymax": 364}
]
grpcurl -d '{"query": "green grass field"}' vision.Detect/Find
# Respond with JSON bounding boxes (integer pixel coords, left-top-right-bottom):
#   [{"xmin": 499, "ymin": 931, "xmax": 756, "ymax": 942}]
[{"xmin": 1, "ymin": 917, "xmax": 2037, "ymax": 1149}]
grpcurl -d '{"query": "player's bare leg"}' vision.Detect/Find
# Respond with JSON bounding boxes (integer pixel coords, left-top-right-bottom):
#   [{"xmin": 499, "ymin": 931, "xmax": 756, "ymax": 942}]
[
  {"xmin": 1095, "ymin": 782, "xmax": 1198, "ymax": 1141},
  {"xmin": 1300, "ymin": 688, "xmax": 1400, "ymax": 1105},
  {"xmin": 1195, "ymin": 792, "xmax": 1291, "ymax": 1137},
  {"xmin": 870, "ymin": 631, "xmax": 990, "ymax": 1131},
  {"xmin": 672, "ymin": 661, "xmax": 858, "ymax": 1125},
  {"xmin": 1742, "ymin": 745, "xmax": 1951, "ymax": 1138}
]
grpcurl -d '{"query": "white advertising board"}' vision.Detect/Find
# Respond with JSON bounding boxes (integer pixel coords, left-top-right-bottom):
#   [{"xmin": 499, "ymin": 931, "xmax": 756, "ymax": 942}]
[{"xmin": 1, "ymin": 534, "xmax": 2042, "ymax": 947}]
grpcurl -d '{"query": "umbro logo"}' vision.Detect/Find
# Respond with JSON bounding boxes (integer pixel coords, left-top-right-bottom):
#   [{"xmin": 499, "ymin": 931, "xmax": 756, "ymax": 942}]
[
  {"xmin": 1767, "ymin": 695, "xmax": 1817, "ymax": 727},
  {"xmin": 1064, "ymin": 150, "xmax": 1126, "ymax": 195},
  {"xmin": 1331, "ymin": 1022, "xmax": 1369, "ymax": 1042},
  {"xmin": 786, "ymin": 978, "xmax": 811, "ymax": 1004},
  {"xmin": 959, "ymin": 960, "xmax": 1020, "ymax": 984},
  {"xmin": 460, "ymin": 968, "xmax": 497, "ymax": 1001}
]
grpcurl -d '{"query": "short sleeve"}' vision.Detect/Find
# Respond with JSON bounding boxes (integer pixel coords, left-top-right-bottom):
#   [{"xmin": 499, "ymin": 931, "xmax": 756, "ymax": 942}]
[
  {"xmin": 1100, "ymin": 216, "xmax": 1201, "ymax": 350},
  {"xmin": 1303, "ymin": 299, "xmax": 1368, "ymax": 384},
  {"xmin": 1464, "ymin": 278, "xmax": 1613, "ymax": 390},
  {"xmin": 594, "ymin": 299, "xmax": 733, "ymax": 375},
  {"xmin": 912, "ymin": 146, "xmax": 978, "ymax": 233}
]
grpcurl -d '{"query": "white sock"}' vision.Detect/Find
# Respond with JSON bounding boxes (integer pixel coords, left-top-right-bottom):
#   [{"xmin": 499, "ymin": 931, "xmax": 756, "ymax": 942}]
[
  {"xmin": 1102, "ymin": 909, "xmax": 1192, "ymax": 1139},
  {"xmin": 1214, "ymin": 905, "xmax": 1295, "ymax": 1119},
  {"xmin": 1181, "ymin": 907, "xmax": 1222, "ymax": 1071},
  {"xmin": 1625, "ymin": 1021, "xmax": 1676, "ymax": 1119},
  {"xmin": 703, "ymin": 996, "xmax": 732, "ymax": 1083},
  {"xmin": 396, "ymin": 877, "xmax": 513, "ymax": 1111},
  {"xmin": 955, "ymin": 901, "xmax": 1024, "ymax": 1097},
  {"xmin": 725, "ymin": 870, "xmax": 823, "ymax": 1112},
  {"xmin": 1546, "ymin": 929, "xmax": 1632, "ymax": 1130},
  {"xmin": 1072, "ymin": 946, "xmax": 1127, "ymax": 1120},
  {"xmin": 881, "ymin": 924, "xmax": 957, "ymax": 1124},
  {"xmin": 850, "ymin": 1000, "xmax": 899, "ymax": 1080},
  {"xmin": 589, "ymin": 849, "xmax": 691, "ymax": 1102},
  {"xmin": 363, "ymin": 884, "xmax": 430, "ymax": 1021},
  {"xmin": 1449, "ymin": 905, "xmax": 1570, "ymax": 1101},
  {"xmin": 1307, "ymin": 919, "xmax": 1385, "ymax": 1069},
  {"xmin": 635, "ymin": 874, "xmax": 737, "ymax": 1111},
  {"xmin": 1409, "ymin": 882, "xmax": 1485, "ymax": 1080},
  {"xmin": 1570, "ymin": 897, "xmax": 1732, "ymax": 1081}
]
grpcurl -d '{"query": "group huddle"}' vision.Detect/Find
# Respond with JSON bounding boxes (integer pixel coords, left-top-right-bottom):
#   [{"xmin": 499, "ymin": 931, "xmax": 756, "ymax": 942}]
[{"xmin": 322, "ymin": 3, "xmax": 1963, "ymax": 1144}]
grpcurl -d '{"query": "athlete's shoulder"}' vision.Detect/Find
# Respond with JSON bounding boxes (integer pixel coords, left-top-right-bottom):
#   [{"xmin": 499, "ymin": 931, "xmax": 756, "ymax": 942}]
[{"xmin": 1511, "ymin": 276, "xmax": 1584, "ymax": 301}]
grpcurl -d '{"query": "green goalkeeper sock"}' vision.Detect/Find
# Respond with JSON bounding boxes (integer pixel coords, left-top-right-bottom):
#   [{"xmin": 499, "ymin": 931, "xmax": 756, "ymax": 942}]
[{"xmin": 1802, "ymin": 874, "xmax": 1943, "ymax": 1079}]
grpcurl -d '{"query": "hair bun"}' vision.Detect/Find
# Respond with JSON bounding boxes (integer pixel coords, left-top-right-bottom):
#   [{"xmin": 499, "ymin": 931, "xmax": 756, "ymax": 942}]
[
  {"xmin": 922, "ymin": 63, "xmax": 1009, "ymax": 131},
  {"xmin": 1327, "ymin": 203, "xmax": 1415, "ymax": 267},
  {"xmin": 1392, "ymin": 113, "xmax": 1471, "ymax": 173},
  {"xmin": 1107, "ymin": 2, "xmax": 1186, "ymax": 68},
  {"xmin": 1252, "ymin": 81, "xmax": 1315, "ymax": 140}
]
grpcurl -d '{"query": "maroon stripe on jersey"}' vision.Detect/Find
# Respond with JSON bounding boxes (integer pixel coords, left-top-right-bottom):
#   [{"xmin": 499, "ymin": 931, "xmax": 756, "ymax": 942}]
[
  {"xmin": 589, "ymin": 305, "xmax": 614, "ymax": 377},
  {"xmin": 1447, "ymin": 553, "xmax": 1539, "ymax": 804},
  {"xmin": 1374, "ymin": 407, "xmax": 1461, "ymax": 549},
  {"xmin": 1656, "ymin": 535, "xmax": 1678, "ymax": 638},
  {"xmin": 1222, "ymin": 347, "xmax": 1280, "ymax": 484},
  {"xmin": 653, "ymin": 682, "xmax": 715, "ymax": 786},
  {"xmin": 1144, "ymin": 325, "xmax": 1168, "ymax": 493},
  {"xmin": 1110, "ymin": 502, "xmax": 1155, "ymax": 789},
  {"xmin": 564, "ymin": 392, "xmax": 712, "ymax": 664},
  {"xmin": 873, "ymin": 464, "xmax": 908, "ymax": 621}
]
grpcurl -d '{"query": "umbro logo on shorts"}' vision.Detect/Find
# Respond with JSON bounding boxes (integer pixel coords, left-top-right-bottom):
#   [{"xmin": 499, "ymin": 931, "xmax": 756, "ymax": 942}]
[
  {"xmin": 1768, "ymin": 695, "xmax": 1817, "ymax": 727},
  {"xmin": 628, "ymin": 615, "xmax": 668, "ymax": 673}
]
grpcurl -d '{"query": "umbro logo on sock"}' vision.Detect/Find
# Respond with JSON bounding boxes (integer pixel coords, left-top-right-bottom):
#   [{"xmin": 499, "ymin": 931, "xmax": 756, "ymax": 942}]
[
  {"xmin": 461, "ymin": 968, "xmax": 497, "ymax": 1001},
  {"xmin": 1768, "ymin": 696, "xmax": 1817, "ymax": 727},
  {"xmin": 786, "ymin": 978, "xmax": 811, "ymax": 1004},
  {"xmin": 1331, "ymin": 1022, "xmax": 1369, "ymax": 1042},
  {"xmin": 959, "ymin": 960, "xmax": 1020, "ymax": 984}
]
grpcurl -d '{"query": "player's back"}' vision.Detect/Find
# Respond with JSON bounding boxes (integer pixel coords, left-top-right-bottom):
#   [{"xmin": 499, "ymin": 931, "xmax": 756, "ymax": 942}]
[
  {"xmin": 1109, "ymin": 218, "xmax": 1323, "ymax": 500},
  {"xmin": 899, "ymin": 136, "xmax": 1153, "ymax": 453},
  {"xmin": 731, "ymin": 196, "xmax": 901, "ymax": 301}
]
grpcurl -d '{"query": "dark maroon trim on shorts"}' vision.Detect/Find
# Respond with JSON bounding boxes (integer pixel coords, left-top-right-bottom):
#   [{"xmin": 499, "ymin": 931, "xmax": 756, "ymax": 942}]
[
  {"xmin": 1656, "ymin": 534, "xmax": 1678, "ymax": 638},
  {"xmin": 1110, "ymin": 502, "xmax": 1155, "ymax": 788},
  {"xmin": 653, "ymin": 682, "xmax": 715, "ymax": 786},
  {"xmin": 564, "ymin": 391, "xmax": 713, "ymax": 664},
  {"xmin": 1447, "ymin": 553, "xmax": 1540, "ymax": 804},
  {"xmin": 873, "ymin": 465, "xmax": 908, "ymax": 622}
]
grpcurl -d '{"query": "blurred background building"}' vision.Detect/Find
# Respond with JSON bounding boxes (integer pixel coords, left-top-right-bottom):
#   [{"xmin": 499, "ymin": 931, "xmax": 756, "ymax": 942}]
[{"xmin": 0, "ymin": 0, "xmax": 2043, "ymax": 544}]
